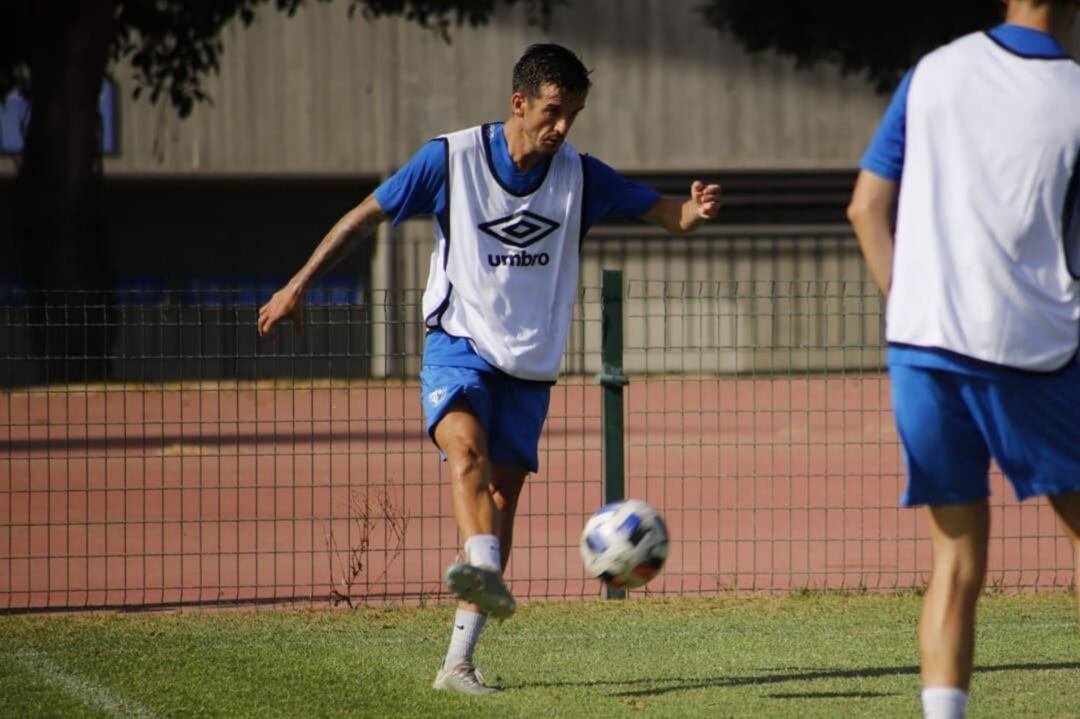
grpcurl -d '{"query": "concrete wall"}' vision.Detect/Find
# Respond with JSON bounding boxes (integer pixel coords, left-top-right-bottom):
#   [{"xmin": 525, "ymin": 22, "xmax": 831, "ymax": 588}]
[
  {"xmin": 85, "ymin": 0, "xmax": 1077, "ymax": 175},
  {"xmin": 3, "ymin": 2, "xmax": 1077, "ymax": 176},
  {"xmin": 1, "ymin": 0, "xmax": 904, "ymax": 177}
]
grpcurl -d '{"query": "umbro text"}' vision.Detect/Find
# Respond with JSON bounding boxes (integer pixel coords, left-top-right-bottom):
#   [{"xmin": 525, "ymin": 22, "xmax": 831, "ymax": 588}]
[{"xmin": 487, "ymin": 251, "xmax": 550, "ymax": 267}]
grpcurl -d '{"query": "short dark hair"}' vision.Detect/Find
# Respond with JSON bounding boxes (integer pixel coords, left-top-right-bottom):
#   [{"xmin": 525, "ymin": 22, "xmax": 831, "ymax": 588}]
[{"xmin": 512, "ymin": 44, "xmax": 591, "ymax": 98}]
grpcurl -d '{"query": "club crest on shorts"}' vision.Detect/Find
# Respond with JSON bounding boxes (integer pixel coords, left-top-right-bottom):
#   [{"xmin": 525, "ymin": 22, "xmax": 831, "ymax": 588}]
[{"xmin": 428, "ymin": 387, "xmax": 447, "ymax": 407}]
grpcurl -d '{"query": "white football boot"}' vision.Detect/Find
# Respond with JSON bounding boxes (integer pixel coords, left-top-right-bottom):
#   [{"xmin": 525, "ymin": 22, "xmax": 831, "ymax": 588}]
[
  {"xmin": 444, "ymin": 557, "xmax": 516, "ymax": 620},
  {"xmin": 432, "ymin": 660, "xmax": 502, "ymax": 696}
]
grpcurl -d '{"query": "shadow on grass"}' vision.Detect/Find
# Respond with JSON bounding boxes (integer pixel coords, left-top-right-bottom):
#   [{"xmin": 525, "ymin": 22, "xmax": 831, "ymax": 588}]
[
  {"xmin": 514, "ymin": 662, "xmax": 1080, "ymax": 698},
  {"xmin": 768, "ymin": 691, "xmax": 899, "ymax": 699}
]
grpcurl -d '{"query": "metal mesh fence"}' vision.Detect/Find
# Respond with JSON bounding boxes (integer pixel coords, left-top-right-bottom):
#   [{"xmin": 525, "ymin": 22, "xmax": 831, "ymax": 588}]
[
  {"xmin": 0, "ymin": 287, "xmax": 604, "ymax": 610},
  {"xmin": 1, "ymin": 238, "xmax": 1075, "ymax": 612},
  {"xmin": 616, "ymin": 278, "xmax": 1074, "ymax": 597}
]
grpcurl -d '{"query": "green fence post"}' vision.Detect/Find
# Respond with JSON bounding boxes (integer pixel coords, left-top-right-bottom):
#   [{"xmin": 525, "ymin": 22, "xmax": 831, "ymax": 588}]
[{"xmin": 597, "ymin": 269, "xmax": 629, "ymax": 600}]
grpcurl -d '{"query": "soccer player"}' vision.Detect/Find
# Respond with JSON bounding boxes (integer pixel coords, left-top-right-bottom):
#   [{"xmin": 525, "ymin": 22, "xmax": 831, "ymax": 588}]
[
  {"xmin": 847, "ymin": 2, "xmax": 1080, "ymax": 717},
  {"xmin": 257, "ymin": 43, "xmax": 720, "ymax": 696}
]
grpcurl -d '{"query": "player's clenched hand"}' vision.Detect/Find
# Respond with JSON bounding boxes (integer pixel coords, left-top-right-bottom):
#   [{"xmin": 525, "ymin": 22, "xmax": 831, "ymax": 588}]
[
  {"xmin": 691, "ymin": 181, "xmax": 721, "ymax": 220},
  {"xmin": 258, "ymin": 286, "xmax": 304, "ymax": 337}
]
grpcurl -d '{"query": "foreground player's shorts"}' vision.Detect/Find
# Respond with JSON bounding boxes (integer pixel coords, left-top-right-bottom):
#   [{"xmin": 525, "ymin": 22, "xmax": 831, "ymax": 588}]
[
  {"xmin": 889, "ymin": 359, "xmax": 1080, "ymax": 506},
  {"xmin": 420, "ymin": 364, "xmax": 551, "ymax": 473}
]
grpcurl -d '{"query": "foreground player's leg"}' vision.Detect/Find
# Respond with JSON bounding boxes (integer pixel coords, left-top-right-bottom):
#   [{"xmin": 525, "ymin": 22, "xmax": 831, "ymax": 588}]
[
  {"xmin": 433, "ymin": 603, "xmax": 500, "ymax": 696},
  {"xmin": 435, "ymin": 464, "xmax": 529, "ymax": 695},
  {"xmin": 440, "ymin": 464, "xmax": 527, "ymax": 664},
  {"xmin": 1048, "ymin": 492, "xmax": 1080, "ymax": 627},
  {"xmin": 435, "ymin": 403, "xmax": 516, "ymax": 619},
  {"xmin": 919, "ymin": 500, "xmax": 989, "ymax": 719},
  {"xmin": 489, "ymin": 463, "xmax": 529, "ymax": 571}
]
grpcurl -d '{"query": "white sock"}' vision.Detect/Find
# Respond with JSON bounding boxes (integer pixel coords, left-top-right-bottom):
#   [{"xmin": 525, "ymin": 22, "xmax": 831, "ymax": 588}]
[
  {"xmin": 443, "ymin": 608, "xmax": 486, "ymax": 668},
  {"xmin": 921, "ymin": 686, "xmax": 968, "ymax": 719},
  {"xmin": 464, "ymin": 534, "xmax": 501, "ymax": 573}
]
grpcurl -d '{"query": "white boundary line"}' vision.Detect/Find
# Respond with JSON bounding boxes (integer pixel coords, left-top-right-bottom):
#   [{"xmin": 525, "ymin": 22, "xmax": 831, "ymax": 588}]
[{"xmin": 13, "ymin": 649, "xmax": 158, "ymax": 719}]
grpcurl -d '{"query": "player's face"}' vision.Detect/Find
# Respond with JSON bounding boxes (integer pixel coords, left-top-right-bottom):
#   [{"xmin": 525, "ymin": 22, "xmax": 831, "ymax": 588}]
[{"xmin": 514, "ymin": 83, "xmax": 587, "ymax": 156}]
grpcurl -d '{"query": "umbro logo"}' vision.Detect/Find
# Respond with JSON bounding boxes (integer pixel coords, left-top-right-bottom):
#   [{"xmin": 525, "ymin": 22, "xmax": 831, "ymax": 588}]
[
  {"xmin": 428, "ymin": 388, "xmax": 447, "ymax": 406},
  {"xmin": 478, "ymin": 211, "xmax": 560, "ymax": 248}
]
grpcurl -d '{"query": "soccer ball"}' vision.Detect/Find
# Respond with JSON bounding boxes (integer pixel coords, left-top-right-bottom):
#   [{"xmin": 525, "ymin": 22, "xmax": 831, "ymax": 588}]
[{"xmin": 579, "ymin": 499, "xmax": 669, "ymax": 589}]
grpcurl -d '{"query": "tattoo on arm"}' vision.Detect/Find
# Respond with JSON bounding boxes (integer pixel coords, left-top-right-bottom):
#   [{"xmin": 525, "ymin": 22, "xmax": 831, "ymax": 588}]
[
  {"xmin": 309, "ymin": 220, "xmax": 370, "ymax": 280},
  {"xmin": 293, "ymin": 196, "xmax": 385, "ymax": 289}
]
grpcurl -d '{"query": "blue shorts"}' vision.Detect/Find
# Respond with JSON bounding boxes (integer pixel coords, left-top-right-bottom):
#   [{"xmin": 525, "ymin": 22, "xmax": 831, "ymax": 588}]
[
  {"xmin": 419, "ymin": 365, "xmax": 551, "ymax": 473},
  {"xmin": 889, "ymin": 363, "xmax": 1080, "ymax": 506}
]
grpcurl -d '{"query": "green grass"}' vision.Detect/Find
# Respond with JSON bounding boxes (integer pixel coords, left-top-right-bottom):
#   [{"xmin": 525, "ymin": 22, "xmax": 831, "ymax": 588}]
[{"xmin": 1, "ymin": 593, "xmax": 1077, "ymax": 718}]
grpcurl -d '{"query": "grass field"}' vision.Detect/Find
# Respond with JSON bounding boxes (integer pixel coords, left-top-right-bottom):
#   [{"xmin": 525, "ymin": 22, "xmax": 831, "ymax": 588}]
[{"xmin": 1, "ymin": 593, "xmax": 1077, "ymax": 718}]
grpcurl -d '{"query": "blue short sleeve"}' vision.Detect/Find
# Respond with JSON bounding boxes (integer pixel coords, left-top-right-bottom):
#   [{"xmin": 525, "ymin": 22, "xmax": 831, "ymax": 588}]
[
  {"xmin": 860, "ymin": 69, "xmax": 914, "ymax": 182},
  {"xmin": 581, "ymin": 155, "xmax": 661, "ymax": 232},
  {"xmin": 374, "ymin": 140, "xmax": 448, "ymax": 226}
]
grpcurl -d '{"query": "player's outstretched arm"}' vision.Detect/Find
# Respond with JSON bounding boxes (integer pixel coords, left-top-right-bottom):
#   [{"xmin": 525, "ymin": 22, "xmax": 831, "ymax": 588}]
[
  {"xmin": 258, "ymin": 193, "xmax": 388, "ymax": 337},
  {"xmin": 847, "ymin": 171, "xmax": 899, "ymax": 297},
  {"xmin": 641, "ymin": 181, "xmax": 721, "ymax": 234}
]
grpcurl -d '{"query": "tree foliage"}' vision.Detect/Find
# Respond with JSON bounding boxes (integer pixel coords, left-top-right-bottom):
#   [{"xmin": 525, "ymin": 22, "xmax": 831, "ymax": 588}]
[
  {"xmin": 114, "ymin": 0, "xmax": 561, "ymax": 117},
  {"xmin": 699, "ymin": 1, "xmax": 1005, "ymax": 92},
  {"xmin": 0, "ymin": 0, "xmax": 563, "ymax": 115}
]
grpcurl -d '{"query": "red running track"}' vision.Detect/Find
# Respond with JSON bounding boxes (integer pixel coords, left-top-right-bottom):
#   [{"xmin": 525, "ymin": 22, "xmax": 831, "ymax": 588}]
[{"xmin": 1, "ymin": 375, "xmax": 1074, "ymax": 611}]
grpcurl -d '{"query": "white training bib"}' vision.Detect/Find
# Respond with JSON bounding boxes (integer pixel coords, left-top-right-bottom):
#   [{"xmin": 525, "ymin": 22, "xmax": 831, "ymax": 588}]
[
  {"xmin": 888, "ymin": 32, "xmax": 1080, "ymax": 371},
  {"xmin": 422, "ymin": 124, "xmax": 584, "ymax": 381}
]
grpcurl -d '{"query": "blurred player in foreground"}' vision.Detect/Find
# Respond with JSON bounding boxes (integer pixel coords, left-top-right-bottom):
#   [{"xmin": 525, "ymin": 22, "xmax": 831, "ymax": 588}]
[{"xmin": 848, "ymin": 1, "xmax": 1080, "ymax": 717}]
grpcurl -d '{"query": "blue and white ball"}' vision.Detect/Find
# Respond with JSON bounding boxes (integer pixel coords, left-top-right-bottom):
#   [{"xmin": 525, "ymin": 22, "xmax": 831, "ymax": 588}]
[{"xmin": 579, "ymin": 499, "xmax": 669, "ymax": 589}]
